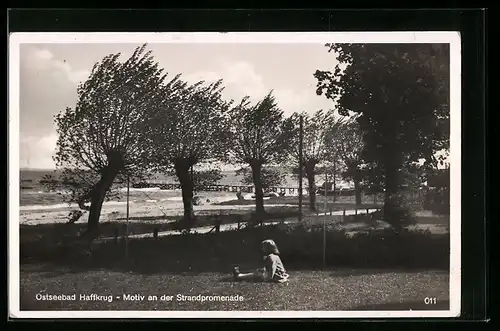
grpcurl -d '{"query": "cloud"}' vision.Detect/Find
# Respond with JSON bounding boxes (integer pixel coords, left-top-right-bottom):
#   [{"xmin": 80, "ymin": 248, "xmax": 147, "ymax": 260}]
[
  {"xmin": 53, "ymin": 61, "xmax": 90, "ymax": 84},
  {"xmin": 18, "ymin": 45, "xmax": 335, "ymax": 169},
  {"xmin": 182, "ymin": 63, "xmax": 268, "ymax": 105},
  {"xmin": 33, "ymin": 48, "xmax": 53, "ymax": 61},
  {"xmin": 19, "ymin": 45, "xmax": 90, "ymax": 168},
  {"xmin": 23, "ymin": 47, "xmax": 90, "ymax": 83},
  {"xmin": 188, "ymin": 64, "xmax": 265, "ymax": 98},
  {"xmin": 19, "ymin": 134, "xmax": 58, "ymax": 169},
  {"xmin": 183, "ymin": 60, "xmax": 334, "ymax": 117},
  {"xmin": 222, "ymin": 61, "xmax": 268, "ymax": 99}
]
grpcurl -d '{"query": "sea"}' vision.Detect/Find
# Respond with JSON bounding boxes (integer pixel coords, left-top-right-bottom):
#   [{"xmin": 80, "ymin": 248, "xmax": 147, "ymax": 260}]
[{"xmin": 19, "ymin": 168, "xmax": 348, "ymax": 212}]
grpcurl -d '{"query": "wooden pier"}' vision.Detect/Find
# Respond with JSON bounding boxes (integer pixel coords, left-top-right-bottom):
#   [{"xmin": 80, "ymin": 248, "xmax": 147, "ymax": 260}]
[
  {"xmin": 133, "ymin": 180, "xmax": 314, "ymax": 195},
  {"xmin": 131, "ymin": 180, "xmax": 369, "ymax": 197}
]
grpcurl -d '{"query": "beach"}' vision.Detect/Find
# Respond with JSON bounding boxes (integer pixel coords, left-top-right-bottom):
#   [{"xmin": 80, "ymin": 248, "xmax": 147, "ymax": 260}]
[
  {"xmin": 18, "ymin": 169, "xmax": 448, "ymax": 236},
  {"xmin": 20, "ymin": 187, "xmax": 295, "ymax": 224},
  {"xmin": 19, "ymin": 168, "xmax": 311, "ymax": 226}
]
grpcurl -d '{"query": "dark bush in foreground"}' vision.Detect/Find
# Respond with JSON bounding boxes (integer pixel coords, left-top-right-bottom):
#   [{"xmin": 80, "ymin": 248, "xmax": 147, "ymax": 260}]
[{"xmin": 21, "ymin": 221, "xmax": 449, "ymax": 273}]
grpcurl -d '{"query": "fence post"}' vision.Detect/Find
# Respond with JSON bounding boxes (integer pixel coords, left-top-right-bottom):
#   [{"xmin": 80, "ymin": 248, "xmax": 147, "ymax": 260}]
[
  {"xmin": 125, "ymin": 175, "xmax": 130, "ymax": 260},
  {"xmin": 298, "ymin": 115, "xmax": 304, "ymax": 223},
  {"xmin": 114, "ymin": 227, "xmax": 119, "ymax": 245},
  {"xmin": 329, "ymin": 208, "xmax": 332, "ymax": 216},
  {"xmin": 215, "ymin": 219, "xmax": 221, "ymax": 233},
  {"xmin": 343, "ymin": 209, "xmax": 346, "ymax": 223},
  {"xmin": 153, "ymin": 228, "xmax": 158, "ymax": 240}
]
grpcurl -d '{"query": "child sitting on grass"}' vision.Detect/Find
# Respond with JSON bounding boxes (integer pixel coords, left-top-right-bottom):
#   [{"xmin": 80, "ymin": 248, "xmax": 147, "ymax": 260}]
[{"xmin": 233, "ymin": 239, "xmax": 289, "ymax": 283}]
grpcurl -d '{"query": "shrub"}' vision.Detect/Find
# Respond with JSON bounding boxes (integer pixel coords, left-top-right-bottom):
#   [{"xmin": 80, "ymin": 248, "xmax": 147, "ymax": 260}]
[{"xmin": 21, "ymin": 221, "xmax": 449, "ymax": 272}]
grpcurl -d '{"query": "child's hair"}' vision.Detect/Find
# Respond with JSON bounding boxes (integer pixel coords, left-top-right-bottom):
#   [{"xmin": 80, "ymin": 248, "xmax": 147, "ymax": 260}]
[{"xmin": 261, "ymin": 239, "xmax": 280, "ymax": 255}]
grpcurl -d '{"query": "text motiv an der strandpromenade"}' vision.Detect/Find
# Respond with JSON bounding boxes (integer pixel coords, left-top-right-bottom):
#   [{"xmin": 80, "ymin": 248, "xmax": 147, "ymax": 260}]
[{"xmin": 35, "ymin": 292, "xmax": 245, "ymax": 303}]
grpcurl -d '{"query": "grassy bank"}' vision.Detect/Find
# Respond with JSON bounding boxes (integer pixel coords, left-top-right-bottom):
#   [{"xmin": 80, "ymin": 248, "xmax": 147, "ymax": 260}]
[
  {"xmin": 20, "ymin": 268, "xmax": 449, "ymax": 311},
  {"xmin": 19, "ymin": 224, "xmax": 450, "ymax": 311},
  {"xmin": 21, "ymin": 223, "xmax": 449, "ymax": 274}
]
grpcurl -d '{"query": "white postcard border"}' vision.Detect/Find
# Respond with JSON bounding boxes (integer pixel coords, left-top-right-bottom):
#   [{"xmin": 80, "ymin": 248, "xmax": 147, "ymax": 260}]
[{"xmin": 8, "ymin": 31, "xmax": 462, "ymax": 319}]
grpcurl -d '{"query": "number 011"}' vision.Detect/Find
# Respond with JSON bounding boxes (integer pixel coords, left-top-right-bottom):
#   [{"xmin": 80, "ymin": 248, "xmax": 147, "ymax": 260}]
[{"xmin": 424, "ymin": 297, "xmax": 437, "ymax": 304}]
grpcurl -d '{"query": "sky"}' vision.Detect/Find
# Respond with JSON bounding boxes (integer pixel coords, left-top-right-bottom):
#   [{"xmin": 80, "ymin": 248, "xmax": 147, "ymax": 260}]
[{"xmin": 18, "ymin": 42, "xmax": 337, "ymax": 169}]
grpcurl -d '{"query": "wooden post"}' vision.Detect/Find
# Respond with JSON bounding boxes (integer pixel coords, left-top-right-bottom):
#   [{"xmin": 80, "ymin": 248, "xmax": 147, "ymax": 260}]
[
  {"xmin": 343, "ymin": 209, "xmax": 346, "ymax": 223},
  {"xmin": 153, "ymin": 228, "xmax": 158, "ymax": 240},
  {"xmin": 114, "ymin": 227, "xmax": 119, "ymax": 245},
  {"xmin": 125, "ymin": 175, "xmax": 130, "ymax": 260},
  {"xmin": 323, "ymin": 171, "xmax": 327, "ymax": 267},
  {"xmin": 329, "ymin": 208, "xmax": 332, "ymax": 216},
  {"xmin": 298, "ymin": 115, "xmax": 304, "ymax": 222},
  {"xmin": 332, "ymin": 157, "xmax": 337, "ymax": 203}
]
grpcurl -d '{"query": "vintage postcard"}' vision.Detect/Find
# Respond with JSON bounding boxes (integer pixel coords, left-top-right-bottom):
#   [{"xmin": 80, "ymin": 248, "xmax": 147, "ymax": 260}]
[{"xmin": 8, "ymin": 32, "xmax": 461, "ymax": 318}]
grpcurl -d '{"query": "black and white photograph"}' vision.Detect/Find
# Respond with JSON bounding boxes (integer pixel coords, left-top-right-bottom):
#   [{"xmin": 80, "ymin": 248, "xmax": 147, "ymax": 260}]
[{"xmin": 9, "ymin": 32, "xmax": 461, "ymax": 318}]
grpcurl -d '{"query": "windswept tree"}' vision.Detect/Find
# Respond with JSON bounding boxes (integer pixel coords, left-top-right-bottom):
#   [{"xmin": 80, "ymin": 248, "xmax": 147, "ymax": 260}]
[
  {"xmin": 289, "ymin": 110, "xmax": 344, "ymax": 211},
  {"xmin": 151, "ymin": 79, "xmax": 232, "ymax": 226},
  {"xmin": 52, "ymin": 44, "xmax": 171, "ymax": 238},
  {"xmin": 315, "ymin": 43, "xmax": 450, "ymax": 229},
  {"xmin": 227, "ymin": 91, "xmax": 293, "ymax": 218}
]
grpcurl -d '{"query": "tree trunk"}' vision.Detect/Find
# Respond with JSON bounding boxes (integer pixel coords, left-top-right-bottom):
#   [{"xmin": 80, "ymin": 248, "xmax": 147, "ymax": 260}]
[
  {"xmin": 250, "ymin": 161, "xmax": 265, "ymax": 223},
  {"xmin": 382, "ymin": 160, "xmax": 406, "ymax": 231},
  {"xmin": 354, "ymin": 179, "xmax": 362, "ymax": 206},
  {"xmin": 305, "ymin": 161, "xmax": 317, "ymax": 212},
  {"xmin": 86, "ymin": 172, "xmax": 117, "ymax": 239},
  {"xmin": 86, "ymin": 150, "xmax": 125, "ymax": 239},
  {"xmin": 175, "ymin": 159, "xmax": 195, "ymax": 227},
  {"xmin": 332, "ymin": 159, "xmax": 337, "ymax": 202}
]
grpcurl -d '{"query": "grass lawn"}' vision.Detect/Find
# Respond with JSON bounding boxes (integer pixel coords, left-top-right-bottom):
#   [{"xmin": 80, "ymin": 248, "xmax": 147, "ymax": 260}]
[
  {"xmin": 18, "ymin": 220, "xmax": 450, "ymax": 312},
  {"xmin": 20, "ymin": 267, "xmax": 449, "ymax": 311}
]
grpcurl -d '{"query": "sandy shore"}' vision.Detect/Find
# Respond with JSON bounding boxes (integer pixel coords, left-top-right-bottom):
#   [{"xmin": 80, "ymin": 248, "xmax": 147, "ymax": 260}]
[
  {"xmin": 18, "ymin": 187, "xmax": 449, "ymax": 238},
  {"xmin": 19, "ymin": 198, "xmax": 298, "ymax": 225}
]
